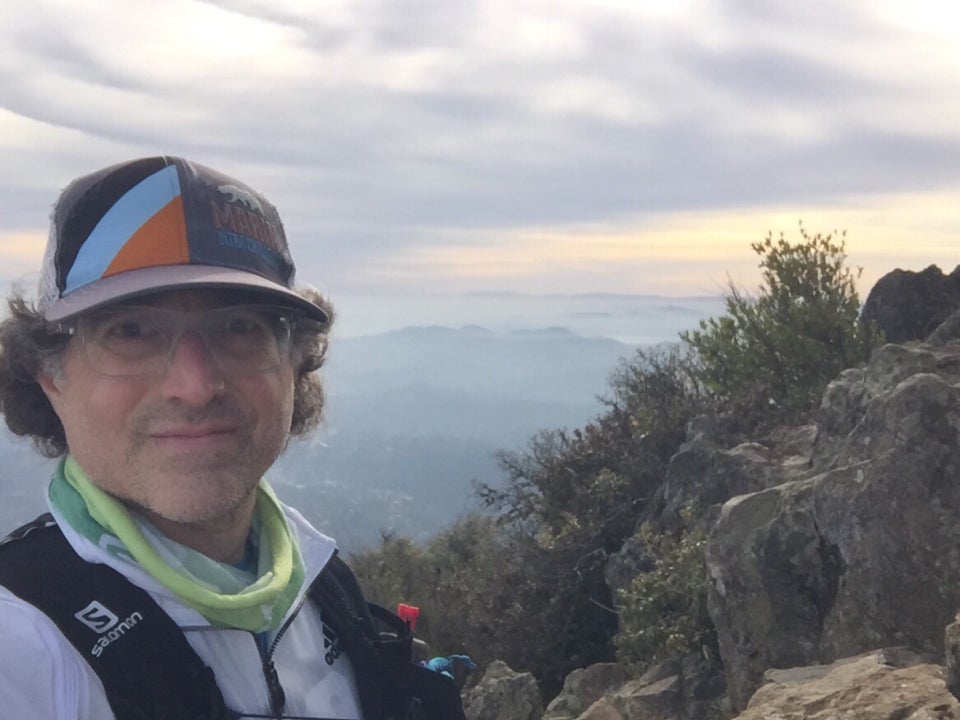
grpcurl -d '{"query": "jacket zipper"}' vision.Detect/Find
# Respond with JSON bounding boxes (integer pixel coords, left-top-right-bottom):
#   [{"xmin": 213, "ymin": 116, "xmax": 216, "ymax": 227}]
[
  {"xmin": 259, "ymin": 560, "xmax": 365, "ymax": 719},
  {"xmin": 259, "ymin": 594, "xmax": 309, "ymax": 719}
]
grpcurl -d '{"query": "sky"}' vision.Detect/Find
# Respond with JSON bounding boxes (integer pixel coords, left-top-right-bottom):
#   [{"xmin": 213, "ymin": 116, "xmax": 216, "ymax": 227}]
[{"xmin": 1, "ymin": 0, "xmax": 959, "ymax": 307}]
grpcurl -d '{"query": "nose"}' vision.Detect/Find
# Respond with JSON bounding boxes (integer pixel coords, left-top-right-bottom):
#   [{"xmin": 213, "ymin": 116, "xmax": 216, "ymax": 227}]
[{"xmin": 158, "ymin": 330, "xmax": 226, "ymax": 405}]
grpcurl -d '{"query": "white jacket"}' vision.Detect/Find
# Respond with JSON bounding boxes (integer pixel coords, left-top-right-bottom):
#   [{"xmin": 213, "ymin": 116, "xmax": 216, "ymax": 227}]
[{"xmin": 0, "ymin": 501, "xmax": 364, "ymax": 720}]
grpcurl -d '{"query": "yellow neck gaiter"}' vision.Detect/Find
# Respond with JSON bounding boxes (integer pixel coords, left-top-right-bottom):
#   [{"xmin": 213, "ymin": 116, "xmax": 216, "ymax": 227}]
[{"xmin": 49, "ymin": 456, "xmax": 305, "ymax": 633}]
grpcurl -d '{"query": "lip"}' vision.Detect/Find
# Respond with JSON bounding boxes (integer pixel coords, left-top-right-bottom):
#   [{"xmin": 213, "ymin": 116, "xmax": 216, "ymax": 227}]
[
  {"xmin": 148, "ymin": 425, "xmax": 238, "ymax": 449},
  {"xmin": 149, "ymin": 424, "xmax": 237, "ymax": 439}
]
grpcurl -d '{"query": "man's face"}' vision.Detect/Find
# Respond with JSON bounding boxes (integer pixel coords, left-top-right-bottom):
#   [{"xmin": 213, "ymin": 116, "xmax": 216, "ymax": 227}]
[{"xmin": 38, "ymin": 289, "xmax": 297, "ymax": 529}]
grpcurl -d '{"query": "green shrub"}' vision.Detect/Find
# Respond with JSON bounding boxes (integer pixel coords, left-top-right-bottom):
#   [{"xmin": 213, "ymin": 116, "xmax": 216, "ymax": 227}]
[
  {"xmin": 614, "ymin": 520, "xmax": 714, "ymax": 667},
  {"xmin": 681, "ymin": 224, "xmax": 881, "ymax": 428}
]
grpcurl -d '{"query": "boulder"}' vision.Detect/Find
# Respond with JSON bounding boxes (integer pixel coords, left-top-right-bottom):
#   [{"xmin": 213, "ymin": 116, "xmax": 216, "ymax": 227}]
[
  {"xmin": 547, "ymin": 654, "xmax": 725, "ymax": 720},
  {"xmin": 928, "ymin": 309, "xmax": 960, "ymax": 346},
  {"xmin": 733, "ymin": 648, "xmax": 960, "ymax": 719},
  {"xmin": 605, "ymin": 674, "xmax": 680, "ymax": 720},
  {"xmin": 945, "ymin": 614, "xmax": 960, "ymax": 700},
  {"xmin": 658, "ymin": 430, "xmax": 814, "ymax": 529},
  {"xmin": 542, "ymin": 663, "xmax": 629, "ymax": 720},
  {"xmin": 578, "ymin": 699, "xmax": 624, "ymax": 720},
  {"xmin": 464, "ymin": 660, "xmax": 543, "ymax": 720},
  {"xmin": 706, "ymin": 340, "xmax": 960, "ymax": 709},
  {"xmin": 813, "ymin": 343, "xmax": 960, "ymax": 468},
  {"xmin": 860, "ymin": 264, "xmax": 960, "ymax": 344}
]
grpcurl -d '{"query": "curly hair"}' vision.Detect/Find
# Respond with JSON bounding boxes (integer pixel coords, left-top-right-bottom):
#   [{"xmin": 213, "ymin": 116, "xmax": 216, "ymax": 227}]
[{"xmin": 0, "ymin": 288, "xmax": 334, "ymax": 458}]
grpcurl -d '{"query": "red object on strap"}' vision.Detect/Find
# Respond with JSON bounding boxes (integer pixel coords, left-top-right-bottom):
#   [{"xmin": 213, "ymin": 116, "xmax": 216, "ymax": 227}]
[{"xmin": 396, "ymin": 602, "xmax": 420, "ymax": 631}]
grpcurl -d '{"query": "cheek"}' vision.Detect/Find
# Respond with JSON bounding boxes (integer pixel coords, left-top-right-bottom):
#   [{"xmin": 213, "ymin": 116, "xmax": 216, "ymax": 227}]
[
  {"xmin": 60, "ymin": 381, "xmax": 141, "ymax": 451},
  {"xmin": 46, "ymin": 353, "xmax": 138, "ymax": 442},
  {"xmin": 250, "ymin": 372, "xmax": 296, "ymax": 435}
]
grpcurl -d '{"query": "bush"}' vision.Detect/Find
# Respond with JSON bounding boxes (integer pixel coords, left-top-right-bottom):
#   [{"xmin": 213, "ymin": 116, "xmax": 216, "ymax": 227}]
[
  {"xmin": 614, "ymin": 519, "xmax": 714, "ymax": 667},
  {"xmin": 681, "ymin": 224, "xmax": 881, "ymax": 428},
  {"xmin": 465, "ymin": 346, "xmax": 710, "ymax": 694},
  {"xmin": 350, "ymin": 515, "xmax": 536, "ymax": 667}
]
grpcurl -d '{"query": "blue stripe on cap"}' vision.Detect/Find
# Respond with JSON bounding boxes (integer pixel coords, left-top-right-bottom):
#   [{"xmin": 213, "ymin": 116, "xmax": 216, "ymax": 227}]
[{"xmin": 65, "ymin": 165, "xmax": 183, "ymax": 292}]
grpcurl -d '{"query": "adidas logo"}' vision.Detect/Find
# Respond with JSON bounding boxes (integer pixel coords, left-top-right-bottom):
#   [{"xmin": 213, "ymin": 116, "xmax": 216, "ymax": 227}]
[
  {"xmin": 322, "ymin": 621, "xmax": 342, "ymax": 665},
  {"xmin": 74, "ymin": 600, "xmax": 143, "ymax": 657}
]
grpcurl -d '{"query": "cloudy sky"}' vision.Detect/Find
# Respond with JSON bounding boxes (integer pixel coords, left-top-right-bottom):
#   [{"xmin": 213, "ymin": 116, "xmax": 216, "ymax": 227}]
[{"xmin": 1, "ymin": 0, "xmax": 959, "ymax": 304}]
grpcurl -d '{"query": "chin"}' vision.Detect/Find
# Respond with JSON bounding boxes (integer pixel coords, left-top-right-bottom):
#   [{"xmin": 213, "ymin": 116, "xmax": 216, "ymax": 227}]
[{"xmin": 145, "ymin": 482, "xmax": 258, "ymax": 527}]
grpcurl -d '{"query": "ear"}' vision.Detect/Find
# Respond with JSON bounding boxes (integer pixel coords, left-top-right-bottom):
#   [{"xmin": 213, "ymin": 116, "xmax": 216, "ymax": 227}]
[{"xmin": 35, "ymin": 368, "xmax": 65, "ymax": 412}]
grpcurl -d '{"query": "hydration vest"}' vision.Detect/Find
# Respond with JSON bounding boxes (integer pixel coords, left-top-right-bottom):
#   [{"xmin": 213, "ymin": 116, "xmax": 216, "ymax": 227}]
[{"xmin": 0, "ymin": 515, "xmax": 465, "ymax": 720}]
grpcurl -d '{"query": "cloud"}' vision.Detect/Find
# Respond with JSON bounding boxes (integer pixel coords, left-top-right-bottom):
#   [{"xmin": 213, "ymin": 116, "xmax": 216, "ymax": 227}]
[{"xmin": 0, "ymin": 0, "xmax": 958, "ymax": 297}]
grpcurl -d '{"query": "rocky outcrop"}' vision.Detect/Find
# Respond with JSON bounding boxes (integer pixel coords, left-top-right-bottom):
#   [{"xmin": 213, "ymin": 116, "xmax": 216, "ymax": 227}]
[
  {"xmin": 928, "ymin": 308, "xmax": 960, "ymax": 347},
  {"xmin": 542, "ymin": 663, "xmax": 629, "ymax": 720},
  {"xmin": 733, "ymin": 648, "xmax": 960, "ymax": 719},
  {"xmin": 537, "ymin": 654, "xmax": 725, "ymax": 720},
  {"xmin": 464, "ymin": 660, "xmax": 543, "ymax": 720},
  {"xmin": 657, "ymin": 425, "xmax": 816, "ymax": 528},
  {"xmin": 860, "ymin": 264, "xmax": 960, "ymax": 343},
  {"xmin": 706, "ymin": 341, "xmax": 960, "ymax": 709},
  {"xmin": 945, "ymin": 615, "xmax": 960, "ymax": 701},
  {"xmin": 607, "ymin": 422, "xmax": 816, "ymax": 600},
  {"xmin": 495, "ymin": 315, "xmax": 960, "ymax": 718}
]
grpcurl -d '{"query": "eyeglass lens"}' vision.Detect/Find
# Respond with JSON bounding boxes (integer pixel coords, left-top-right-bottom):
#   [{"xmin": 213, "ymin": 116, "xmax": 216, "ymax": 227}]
[{"xmin": 75, "ymin": 305, "xmax": 294, "ymax": 377}]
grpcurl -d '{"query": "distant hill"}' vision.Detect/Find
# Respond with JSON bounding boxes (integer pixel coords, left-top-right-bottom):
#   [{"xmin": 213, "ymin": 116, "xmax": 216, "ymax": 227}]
[{"xmin": 268, "ymin": 324, "xmax": 636, "ymax": 548}]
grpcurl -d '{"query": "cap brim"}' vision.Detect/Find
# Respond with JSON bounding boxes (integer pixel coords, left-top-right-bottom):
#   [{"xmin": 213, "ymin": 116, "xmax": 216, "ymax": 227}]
[{"xmin": 42, "ymin": 265, "xmax": 329, "ymax": 323}]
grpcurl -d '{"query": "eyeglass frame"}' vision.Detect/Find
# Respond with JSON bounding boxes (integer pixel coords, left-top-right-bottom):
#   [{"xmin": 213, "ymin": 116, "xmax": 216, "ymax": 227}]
[{"xmin": 53, "ymin": 302, "xmax": 304, "ymax": 378}]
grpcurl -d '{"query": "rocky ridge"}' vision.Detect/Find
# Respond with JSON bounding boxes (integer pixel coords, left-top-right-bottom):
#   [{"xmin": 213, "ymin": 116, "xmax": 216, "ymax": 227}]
[{"xmin": 462, "ymin": 273, "xmax": 960, "ymax": 720}]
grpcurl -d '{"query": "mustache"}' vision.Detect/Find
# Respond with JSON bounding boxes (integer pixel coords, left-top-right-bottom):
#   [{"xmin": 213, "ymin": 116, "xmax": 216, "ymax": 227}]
[{"xmin": 131, "ymin": 397, "xmax": 251, "ymax": 433}]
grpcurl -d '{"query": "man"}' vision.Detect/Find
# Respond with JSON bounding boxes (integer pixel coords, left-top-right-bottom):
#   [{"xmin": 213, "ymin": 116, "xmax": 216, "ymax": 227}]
[{"xmin": 0, "ymin": 156, "xmax": 465, "ymax": 719}]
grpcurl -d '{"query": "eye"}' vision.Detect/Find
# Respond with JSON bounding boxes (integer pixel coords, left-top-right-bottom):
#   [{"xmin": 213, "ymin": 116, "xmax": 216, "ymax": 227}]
[
  {"xmin": 82, "ymin": 307, "xmax": 168, "ymax": 360},
  {"xmin": 87, "ymin": 309, "xmax": 161, "ymax": 342},
  {"xmin": 223, "ymin": 311, "xmax": 269, "ymax": 337},
  {"xmin": 106, "ymin": 319, "xmax": 149, "ymax": 339}
]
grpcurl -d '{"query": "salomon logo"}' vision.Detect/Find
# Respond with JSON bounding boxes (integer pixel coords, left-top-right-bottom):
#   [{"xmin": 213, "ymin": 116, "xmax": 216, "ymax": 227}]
[
  {"xmin": 74, "ymin": 601, "xmax": 119, "ymax": 633},
  {"xmin": 75, "ymin": 601, "xmax": 144, "ymax": 657}
]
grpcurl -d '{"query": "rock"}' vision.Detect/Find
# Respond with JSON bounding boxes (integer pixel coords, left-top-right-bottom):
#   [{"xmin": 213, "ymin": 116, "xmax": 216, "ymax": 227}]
[
  {"xmin": 542, "ymin": 663, "xmax": 630, "ymax": 720},
  {"xmin": 706, "ymin": 345, "xmax": 960, "ymax": 709},
  {"xmin": 861, "ymin": 264, "xmax": 960, "ymax": 344},
  {"xmin": 733, "ymin": 649, "xmax": 960, "ymax": 719},
  {"xmin": 685, "ymin": 413, "xmax": 745, "ymax": 444},
  {"xmin": 606, "ymin": 674, "xmax": 680, "ymax": 720},
  {"xmin": 812, "ymin": 343, "xmax": 960, "ymax": 470},
  {"xmin": 945, "ymin": 615, "xmax": 960, "ymax": 700},
  {"xmin": 679, "ymin": 652, "xmax": 727, "ymax": 720},
  {"xmin": 550, "ymin": 655, "xmax": 725, "ymax": 720},
  {"xmin": 578, "ymin": 698, "xmax": 624, "ymax": 720},
  {"xmin": 464, "ymin": 660, "xmax": 543, "ymax": 720},
  {"xmin": 658, "ymin": 423, "xmax": 818, "ymax": 529},
  {"xmin": 764, "ymin": 423, "xmax": 818, "ymax": 464},
  {"xmin": 928, "ymin": 310, "xmax": 960, "ymax": 346}
]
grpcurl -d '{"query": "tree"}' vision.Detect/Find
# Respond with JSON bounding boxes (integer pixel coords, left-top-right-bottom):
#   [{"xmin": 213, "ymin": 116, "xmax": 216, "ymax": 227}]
[
  {"xmin": 681, "ymin": 224, "xmax": 880, "ymax": 427},
  {"xmin": 468, "ymin": 346, "xmax": 711, "ymax": 694}
]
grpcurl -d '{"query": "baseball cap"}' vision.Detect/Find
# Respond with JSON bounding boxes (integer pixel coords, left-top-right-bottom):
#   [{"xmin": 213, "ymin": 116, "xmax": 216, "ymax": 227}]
[{"xmin": 37, "ymin": 156, "xmax": 328, "ymax": 323}]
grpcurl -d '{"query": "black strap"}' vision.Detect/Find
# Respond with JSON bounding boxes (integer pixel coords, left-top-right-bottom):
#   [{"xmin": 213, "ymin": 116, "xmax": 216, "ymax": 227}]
[
  {"xmin": 0, "ymin": 514, "xmax": 228, "ymax": 720},
  {"xmin": 309, "ymin": 555, "xmax": 466, "ymax": 720},
  {"xmin": 0, "ymin": 517, "xmax": 466, "ymax": 720}
]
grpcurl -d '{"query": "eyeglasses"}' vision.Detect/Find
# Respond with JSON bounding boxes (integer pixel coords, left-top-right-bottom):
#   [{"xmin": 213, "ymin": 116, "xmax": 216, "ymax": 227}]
[{"xmin": 61, "ymin": 304, "xmax": 298, "ymax": 378}]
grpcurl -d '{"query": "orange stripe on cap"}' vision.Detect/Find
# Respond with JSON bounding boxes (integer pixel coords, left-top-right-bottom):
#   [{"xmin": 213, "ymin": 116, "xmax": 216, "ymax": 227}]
[{"xmin": 103, "ymin": 196, "xmax": 189, "ymax": 277}]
